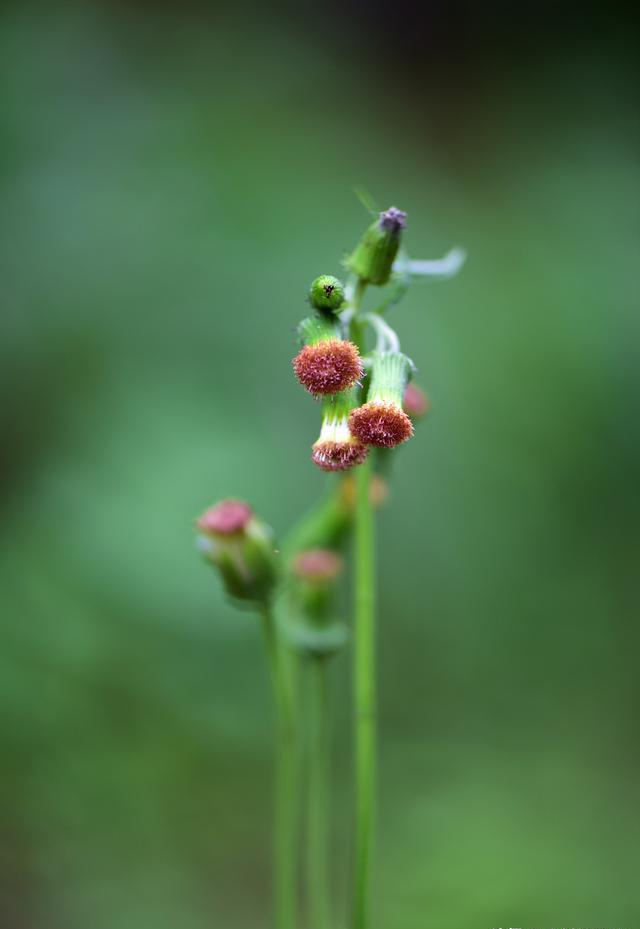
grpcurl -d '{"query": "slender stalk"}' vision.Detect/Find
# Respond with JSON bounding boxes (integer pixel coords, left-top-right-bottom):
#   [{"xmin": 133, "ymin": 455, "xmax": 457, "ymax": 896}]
[
  {"xmin": 262, "ymin": 607, "xmax": 298, "ymax": 929},
  {"xmin": 349, "ymin": 278, "xmax": 369, "ymax": 350},
  {"xmin": 308, "ymin": 656, "xmax": 331, "ymax": 929},
  {"xmin": 352, "ymin": 454, "xmax": 376, "ymax": 929},
  {"xmin": 349, "ymin": 276, "xmax": 377, "ymax": 929}
]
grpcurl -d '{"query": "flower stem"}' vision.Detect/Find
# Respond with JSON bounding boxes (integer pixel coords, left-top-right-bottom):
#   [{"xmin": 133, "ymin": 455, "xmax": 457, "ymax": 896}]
[
  {"xmin": 262, "ymin": 607, "xmax": 298, "ymax": 929},
  {"xmin": 349, "ymin": 276, "xmax": 376, "ymax": 929},
  {"xmin": 352, "ymin": 453, "xmax": 376, "ymax": 929},
  {"xmin": 308, "ymin": 656, "xmax": 331, "ymax": 929}
]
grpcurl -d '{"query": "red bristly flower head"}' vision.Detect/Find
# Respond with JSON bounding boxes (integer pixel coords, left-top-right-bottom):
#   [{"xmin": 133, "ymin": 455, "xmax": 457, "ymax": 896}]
[
  {"xmin": 349, "ymin": 402, "xmax": 413, "ymax": 448},
  {"xmin": 311, "ymin": 388, "xmax": 369, "ymax": 471},
  {"xmin": 293, "ymin": 339, "xmax": 363, "ymax": 396},
  {"xmin": 312, "ymin": 437, "xmax": 369, "ymax": 471}
]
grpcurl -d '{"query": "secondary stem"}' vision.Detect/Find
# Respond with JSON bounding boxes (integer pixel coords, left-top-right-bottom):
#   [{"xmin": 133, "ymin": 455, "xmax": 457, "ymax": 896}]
[
  {"xmin": 308, "ymin": 656, "xmax": 330, "ymax": 929},
  {"xmin": 262, "ymin": 607, "xmax": 298, "ymax": 929}
]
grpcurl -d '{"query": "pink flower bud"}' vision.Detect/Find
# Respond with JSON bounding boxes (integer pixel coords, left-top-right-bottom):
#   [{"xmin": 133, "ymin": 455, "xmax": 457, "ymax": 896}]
[
  {"xmin": 197, "ymin": 499, "xmax": 253, "ymax": 536},
  {"xmin": 293, "ymin": 549, "xmax": 343, "ymax": 583},
  {"xmin": 403, "ymin": 383, "xmax": 431, "ymax": 419}
]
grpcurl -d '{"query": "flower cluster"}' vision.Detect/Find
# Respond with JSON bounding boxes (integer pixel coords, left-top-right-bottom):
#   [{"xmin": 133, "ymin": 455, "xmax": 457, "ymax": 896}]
[{"xmin": 292, "ymin": 207, "xmax": 432, "ymax": 473}]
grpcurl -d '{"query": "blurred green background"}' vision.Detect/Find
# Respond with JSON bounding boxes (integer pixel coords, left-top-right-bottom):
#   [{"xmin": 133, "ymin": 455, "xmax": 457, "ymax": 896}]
[{"xmin": 1, "ymin": 2, "xmax": 638, "ymax": 927}]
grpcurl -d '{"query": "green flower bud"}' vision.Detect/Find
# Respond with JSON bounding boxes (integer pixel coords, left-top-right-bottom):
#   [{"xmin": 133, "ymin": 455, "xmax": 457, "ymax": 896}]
[
  {"xmin": 346, "ymin": 206, "xmax": 407, "ymax": 286},
  {"xmin": 196, "ymin": 500, "xmax": 278, "ymax": 607},
  {"xmin": 309, "ymin": 274, "xmax": 345, "ymax": 312},
  {"xmin": 293, "ymin": 549, "xmax": 342, "ymax": 619}
]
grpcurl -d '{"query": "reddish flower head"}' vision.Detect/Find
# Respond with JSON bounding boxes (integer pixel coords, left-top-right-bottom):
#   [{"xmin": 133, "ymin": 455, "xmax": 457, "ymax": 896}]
[
  {"xmin": 348, "ymin": 401, "xmax": 414, "ymax": 448},
  {"xmin": 312, "ymin": 438, "xmax": 369, "ymax": 472},
  {"xmin": 197, "ymin": 499, "xmax": 253, "ymax": 536},
  {"xmin": 293, "ymin": 339, "xmax": 363, "ymax": 396}
]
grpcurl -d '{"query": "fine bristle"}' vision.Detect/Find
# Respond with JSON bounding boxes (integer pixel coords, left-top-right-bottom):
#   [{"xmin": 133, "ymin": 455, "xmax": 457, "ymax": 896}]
[
  {"xmin": 197, "ymin": 499, "xmax": 252, "ymax": 535},
  {"xmin": 293, "ymin": 549, "xmax": 343, "ymax": 581},
  {"xmin": 349, "ymin": 402, "xmax": 414, "ymax": 448},
  {"xmin": 311, "ymin": 439, "xmax": 369, "ymax": 472},
  {"xmin": 293, "ymin": 340, "xmax": 363, "ymax": 395}
]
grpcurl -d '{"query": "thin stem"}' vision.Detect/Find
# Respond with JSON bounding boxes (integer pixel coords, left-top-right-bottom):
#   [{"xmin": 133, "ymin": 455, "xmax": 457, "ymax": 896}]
[
  {"xmin": 351, "ymin": 454, "xmax": 376, "ymax": 929},
  {"xmin": 349, "ymin": 277, "xmax": 377, "ymax": 929},
  {"xmin": 349, "ymin": 278, "xmax": 368, "ymax": 350},
  {"xmin": 262, "ymin": 607, "xmax": 298, "ymax": 929},
  {"xmin": 308, "ymin": 656, "xmax": 331, "ymax": 929}
]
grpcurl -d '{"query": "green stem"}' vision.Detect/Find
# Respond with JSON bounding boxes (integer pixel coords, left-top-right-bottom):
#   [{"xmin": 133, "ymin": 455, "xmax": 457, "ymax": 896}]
[
  {"xmin": 263, "ymin": 607, "xmax": 298, "ymax": 929},
  {"xmin": 352, "ymin": 454, "xmax": 376, "ymax": 929},
  {"xmin": 308, "ymin": 656, "xmax": 331, "ymax": 929},
  {"xmin": 351, "ymin": 280, "xmax": 376, "ymax": 929},
  {"xmin": 349, "ymin": 276, "xmax": 376, "ymax": 929},
  {"xmin": 349, "ymin": 278, "xmax": 369, "ymax": 351}
]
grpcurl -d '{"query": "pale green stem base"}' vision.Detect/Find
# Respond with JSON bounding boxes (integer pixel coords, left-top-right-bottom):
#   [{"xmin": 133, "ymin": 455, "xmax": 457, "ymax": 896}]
[
  {"xmin": 308, "ymin": 656, "xmax": 330, "ymax": 929},
  {"xmin": 352, "ymin": 454, "xmax": 376, "ymax": 929},
  {"xmin": 263, "ymin": 608, "xmax": 298, "ymax": 929}
]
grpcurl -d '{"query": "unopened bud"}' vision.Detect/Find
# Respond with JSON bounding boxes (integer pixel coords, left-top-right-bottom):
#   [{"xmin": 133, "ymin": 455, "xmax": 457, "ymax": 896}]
[
  {"xmin": 293, "ymin": 548, "xmax": 343, "ymax": 583},
  {"xmin": 309, "ymin": 275, "xmax": 345, "ymax": 312},
  {"xmin": 403, "ymin": 382, "xmax": 431, "ymax": 419},
  {"xmin": 349, "ymin": 351, "xmax": 414, "ymax": 448},
  {"xmin": 196, "ymin": 500, "xmax": 278, "ymax": 606},
  {"xmin": 287, "ymin": 548, "xmax": 347, "ymax": 658},
  {"xmin": 347, "ymin": 206, "xmax": 407, "ymax": 286},
  {"xmin": 312, "ymin": 388, "xmax": 369, "ymax": 471},
  {"xmin": 293, "ymin": 315, "xmax": 363, "ymax": 396}
]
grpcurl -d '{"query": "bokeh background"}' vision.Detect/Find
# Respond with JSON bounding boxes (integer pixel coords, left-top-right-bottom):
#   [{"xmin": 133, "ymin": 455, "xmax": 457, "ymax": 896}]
[{"xmin": 1, "ymin": 2, "xmax": 638, "ymax": 927}]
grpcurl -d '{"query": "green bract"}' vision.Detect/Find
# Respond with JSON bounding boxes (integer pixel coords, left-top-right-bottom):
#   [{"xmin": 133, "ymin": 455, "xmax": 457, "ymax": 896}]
[
  {"xmin": 298, "ymin": 313, "xmax": 341, "ymax": 345},
  {"xmin": 198, "ymin": 514, "xmax": 278, "ymax": 606},
  {"xmin": 366, "ymin": 350, "xmax": 413, "ymax": 408}
]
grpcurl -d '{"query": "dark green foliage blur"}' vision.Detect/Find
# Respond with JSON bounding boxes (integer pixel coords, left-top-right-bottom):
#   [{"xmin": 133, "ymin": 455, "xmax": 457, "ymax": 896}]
[{"xmin": 1, "ymin": 3, "xmax": 638, "ymax": 927}]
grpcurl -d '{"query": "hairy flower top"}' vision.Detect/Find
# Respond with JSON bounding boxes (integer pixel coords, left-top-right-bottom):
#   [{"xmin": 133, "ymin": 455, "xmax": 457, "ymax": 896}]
[
  {"xmin": 403, "ymin": 383, "xmax": 431, "ymax": 419},
  {"xmin": 197, "ymin": 499, "xmax": 253, "ymax": 536},
  {"xmin": 293, "ymin": 314, "xmax": 363, "ymax": 396},
  {"xmin": 294, "ymin": 340, "xmax": 362, "ymax": 396},
  {"xmin": 349, "ymin": 402, "xmax": 413, "ymax": 448},
  {"xmin": 293, "ymin": 549, "xmax": 343, "ymax": 583}
]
